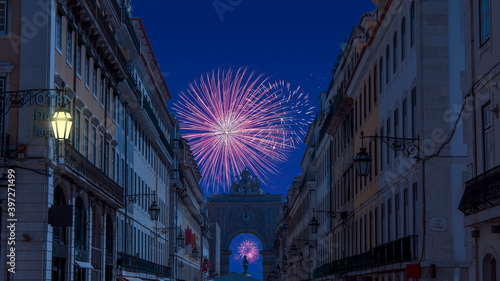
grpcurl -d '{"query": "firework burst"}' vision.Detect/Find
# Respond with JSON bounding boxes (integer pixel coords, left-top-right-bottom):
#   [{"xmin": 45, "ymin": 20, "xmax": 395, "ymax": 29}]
[
  {"xmin": 174, "ymin": 68, "xmax": 313, "ymax": 193},
  {"xmin": 236, "ymin": 239, "xmax": 261, "ymax": 263}
]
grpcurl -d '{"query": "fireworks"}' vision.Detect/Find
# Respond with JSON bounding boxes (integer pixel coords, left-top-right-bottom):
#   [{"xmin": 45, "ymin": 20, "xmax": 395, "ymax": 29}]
[
  {"xmin": 174, "ymin": 68, "xmax": 314, "ymax": 193},
  {"xmin": 236, "ymin": 239, "xmax": 261, "ymax": 263}
]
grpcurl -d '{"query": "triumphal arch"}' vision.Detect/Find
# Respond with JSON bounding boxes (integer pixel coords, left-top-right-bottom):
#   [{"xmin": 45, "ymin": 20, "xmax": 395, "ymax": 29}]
[{"xmin": 207, "ymin": 168, "xmax": 285, "ymax": 280}]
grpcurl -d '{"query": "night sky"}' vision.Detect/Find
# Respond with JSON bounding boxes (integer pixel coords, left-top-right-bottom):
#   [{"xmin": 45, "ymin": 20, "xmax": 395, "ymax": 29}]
[{"xmin": 132, "ymin": 1, "xmax": 375, "ymax": 279}]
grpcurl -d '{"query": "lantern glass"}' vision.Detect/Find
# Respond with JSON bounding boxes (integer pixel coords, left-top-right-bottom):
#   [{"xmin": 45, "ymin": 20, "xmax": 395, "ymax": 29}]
[
  {"xmin": 148, "ymin": 201, "xmax": 160, "ymax": 221},
  {"xmin": 309, "ymin": 216, "xmax": 319, "ymax": 234},
  {"xmin": 290, "ymin": 243, "xmax": 297, "ymax": 256},
  {"xmin": 354, "ymin": 147, "xmax": 372, "ymax": 176},
  {"xmin": 51, "ymin": 111, "xmax": 73, "ymax": 140},
  {"xmin": 177, "ymin": 231, "xmax": 185, "ymax": 247},
  {"xmin": 192, "ymin": 247, "xmax": 198, "ymax": 259}
]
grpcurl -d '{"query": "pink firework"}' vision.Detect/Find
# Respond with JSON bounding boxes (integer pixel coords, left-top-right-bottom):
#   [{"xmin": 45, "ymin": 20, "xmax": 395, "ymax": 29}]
[
  {"xmin": 237, "ymin": 239, "xmax": 261, "ymax": 263},
  {"xmin": 174, "ymin": 68, "xmax": 313, "ymax": 193}
]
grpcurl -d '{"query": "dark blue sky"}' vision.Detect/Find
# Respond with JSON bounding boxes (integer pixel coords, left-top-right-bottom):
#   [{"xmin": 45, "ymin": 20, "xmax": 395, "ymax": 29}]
[{"xmin": 132, "ymin": 0, "xmax": 375, "ymax": 197}]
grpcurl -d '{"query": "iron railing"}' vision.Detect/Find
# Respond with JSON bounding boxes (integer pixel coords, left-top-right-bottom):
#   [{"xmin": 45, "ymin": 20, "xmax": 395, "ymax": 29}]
[
  {"xmin": 117, "ymin": 252, "xmax": 171, "ymax": 278},
  {"xmin": 64, "ymin": 145, "xmax": 123, "ymax": 205},
  {"xmin": 313, "ymin": 235, "xmax": 417, "ymax": 278},
  {"xmin": 459, "ymin": 165, "xmax": 500, "ymax": 215}
]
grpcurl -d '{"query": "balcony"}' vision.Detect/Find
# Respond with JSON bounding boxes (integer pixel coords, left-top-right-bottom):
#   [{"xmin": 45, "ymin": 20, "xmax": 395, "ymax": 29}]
[
  {"xmin": 78, "ymin": 0, "xmax": 127, "ymax": 81},
  {"xmin": 142, "ymin": 96, "xmax": 174, "ymax": 159},
  {"xmin": 63, "ymin": 145, "xmax": 123, "ymax": 207},
  {"xmin": 459, "ymin": 165, "xmax": 500, "ymax": 215},
  {"xmin": 117, "ymin": 252, "xmax": 171, "ymax": 278},
  {"xmin": 313, "ymin": 235, "xmax": 417, "ymax": 278},
  {"xmin": 319, "ymin": 88, "xmax": 353, "ymax": 141}
]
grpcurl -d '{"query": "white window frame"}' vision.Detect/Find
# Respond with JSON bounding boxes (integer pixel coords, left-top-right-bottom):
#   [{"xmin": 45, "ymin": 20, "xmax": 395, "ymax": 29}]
[
  {"xmin": 0, "ymin": 0, "xmax": 8, "ymax": 35},
  {"xmin": 66, "ymin": 27, "xmax": 73, "ymax": 67},
  {"xmin": 55, "ymin": 13, "xmax": 62, "ymax": 52}
]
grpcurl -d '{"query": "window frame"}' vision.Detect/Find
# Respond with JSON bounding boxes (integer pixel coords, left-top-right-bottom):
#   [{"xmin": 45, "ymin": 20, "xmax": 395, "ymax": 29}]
[
  {"xmin": 55, "ymin": 13, "xmax": 62, "ymax": 52},
  {"xmin": 66, "ymin": 27, "xmax": 73, "ymax": 67},
  {"xmin": 482, "ymin": 102, "xmax": 493, "ymax": 171},
  {"xmin": 479, "ymin": 0, "xmax": 491, "ymax": 45}
]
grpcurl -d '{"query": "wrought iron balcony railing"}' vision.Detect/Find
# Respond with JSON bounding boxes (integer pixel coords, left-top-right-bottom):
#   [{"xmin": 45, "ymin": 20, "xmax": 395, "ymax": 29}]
[
  {"xmin": 64, "ymin": 145, "xmax": 123, "ymax": 205},
  {"xmin": 117, "ymin": 252, "xmax": 171, "ymax": 278},
  {"xmin": 313, "ymin": 235, "xmax": 417, "ymax": 278},
  {"xmin": 459, "ymin": 165, "xmax": 500, "ymax": 215}
]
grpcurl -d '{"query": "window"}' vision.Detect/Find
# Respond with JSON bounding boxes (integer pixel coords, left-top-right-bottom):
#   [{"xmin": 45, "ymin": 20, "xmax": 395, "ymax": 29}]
[
  {"xmin": 76, "ymin": 44, "xmax": 81, "ymax": 77},
  {"xmin": 369, "ymin": 140, "xmax": 373, "ymax": 181},
  {"xmin": 369, "ymin": 211, "xmax": 373, "ymax": 249},
  {"xmin": 482, "ymin": 254, "xmax": 497, "ymax": 281},
  {"xmin": 66, "ymin": 28, "xmax": 72, "ymax": 66},
  {"xmin": 380, "ymin": 127, "xmax": 384, "ymax": 171},
  {"xmin": 374, "ymin": 66, "xmax": 378, "ymax": 104},
  {"xmin": 74, "ymin": 109, "xmax": 81, "ymax": 151},
  {"xmin": 403, "ymin": 98, "xmax": 408, "ymax": 139},
  {"xmin": 374, "ymin": 134, "xmax": 378, "ymax": 177},
  {"xmin": 374, "ymin": 207, "xmax": 379, "ymax": 246},
  {"xmin": 99, "ymin": 132, "xmax": 104, "ymax": 170},
  {"xmin": 387, "ymin": 198, "xmax": 392, "ymax": 241},
  {"xmin": 401, "ymin": 17, "xmax": 406, "ymax": 61},
  {"xmin": 83, "ymin": 118, "xmax": 89, "ymax": 158},
  {"xmin": 112, "ymin": 147, "xmax": 116, "ymax": 181},
  {"xmin": 411, "ymin": 1, "xmax": 415, "ymax": 46},
  {"xmin": 75, "ymin": 197, "xmax": 86, "ymax": 250},
  {"xmin": 56, "ymin": 14, "xmax": 62, "ymax": 51},
  {"xmin": 381, "ymin": 203, "xmax": 385, "ymax": 243},
  {"xmin": 93, "ymin": 67, "xmax": 98, "ymax": 99},
  {"xmin": 413, "ymin": 182, "xmax": 418, "ymax": 235},
  {"xmin": 100, "ymin": 76, "xmax": 105, "ymax": 107},
  {"xmin": 113, "ymin": 95, "xmax": 118, "ymax": 122},
  {"xmin": 386, "ymin": 46, "xmax": 390, "ymax": 83},
  {"xmin": 105, "ymin": 141, "xmax": 110, "ymax": 176},
  {"xmin": 379, "ymin": 57, "xmax": 384, "ymax": 93},
  {"xmin": 480, "ymin": 0, "xmax": 491, "ymax": 44},
  {"xmin": 395, "ymin": 193, "xmax": 400, "ymax": 239},
  {"xmin": 92, "ymin": 125, "xmax": 96, "ymax": 165},
  {"xmin": 393, "ymin": 32, "xmax": 398, "ymax": 73},
  {"xmin": 483, "ymin": 103, "xmax": 493, "ymax": 171},
  {"xmin": 387, "ymin": 118, "xmax": 391, "ymax": 165},
  {"xmin": 368, "ymin": 76, "xmax": 372, "ymax": 112},
  {"xmin": 404, "ymin": 188, "xmax": 409, "ymax": 236},
  {"xmin": 411, "ymin": 88, "xmax": 417, "ymax": 138},
  {"xmin": 106, "ymin": 87, "xmax": 111, "ymax": 115},
  {"xmin": 85, "ymin": 55, "xmax": 90, "ymax": 87},
  {"xmin": 364, "ymin": 214, "xmax": 368, "ymax": 251},
  {"xmin": 358, "ymin": 96, "xmax": 362, "ymax": 127},
  {"xmin": 364, "ymin": 85, "xmax": 367, "ymax": 119},
  {"xmin": 394, "ymin": 108, "xmax": 399, "ymax": 158}
]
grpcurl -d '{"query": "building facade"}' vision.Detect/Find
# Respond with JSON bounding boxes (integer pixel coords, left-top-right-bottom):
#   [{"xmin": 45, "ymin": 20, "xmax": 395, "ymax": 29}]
[
  {"xmin": 0, "ymin": 0, "xmax": 208, "ymax": 280},
  {"xmin": 459, "ymin": 0, "xmax": 500, "ymax": 280},
  {"xmin": 280, "ymin": 1, "xmax": 471, "ymax": 281}
]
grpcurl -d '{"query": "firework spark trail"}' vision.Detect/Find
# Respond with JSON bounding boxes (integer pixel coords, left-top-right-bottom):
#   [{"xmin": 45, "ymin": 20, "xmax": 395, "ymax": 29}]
[
  {"xmin": 237, "ymin": 240, "xmax": 261, "ymax": 263},
  {"xmin": 174, "ymin": 68, "xmax": 314, "ymax": 193}
]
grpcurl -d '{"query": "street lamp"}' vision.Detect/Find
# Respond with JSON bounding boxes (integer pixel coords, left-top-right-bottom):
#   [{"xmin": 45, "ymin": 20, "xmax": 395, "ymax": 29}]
[
  {"xmin": 354, "ymin": 147, "xmax": 371, "ymax": 177},
  {"xmin": 192, "ymin": 247, "xmax": 199, "ymax": 259},
  {"xmin": 309, "ymin": 208, "xmax": 348, "ymax": 234},
  {"xmin": 309, "ymin": 215, "xmax": 319, "ymax": 234},
  {"xmin": 355, "ymin": 131, "xmax": 420, "ymax": 177},
  {"xmin": 177, "ymin": 230, "xmax": 185, "ymax": 248},
  {"xmin": 51, "ymin": 110, "xmax": 73, "ymax": 140},
  {"xmin": 148, "ymin": 200, "xmax": 160, "ymax": 221},
  {"xmin": 290, "ymin": 243, "xmax": 298, "ymax": 256}
]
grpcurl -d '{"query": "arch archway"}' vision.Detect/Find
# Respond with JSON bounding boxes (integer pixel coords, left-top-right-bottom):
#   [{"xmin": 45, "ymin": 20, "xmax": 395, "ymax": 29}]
[
  {"xmin": 207, "ymin": 169, "xmax": 285, "ymax": 281},
  {"xmin": 229, "ymin": 233, "xmax": 264, "ymax": 280}
]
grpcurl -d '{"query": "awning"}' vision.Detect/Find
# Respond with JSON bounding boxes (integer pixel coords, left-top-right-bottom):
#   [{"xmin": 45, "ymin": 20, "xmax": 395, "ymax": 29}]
[
  {"xmin": 74, "ymin": 261, "xmax": 94, "ymax": 269},
  {"xmin": 119, "ymin": 277, "xmax": 144, "ymax": 281}
]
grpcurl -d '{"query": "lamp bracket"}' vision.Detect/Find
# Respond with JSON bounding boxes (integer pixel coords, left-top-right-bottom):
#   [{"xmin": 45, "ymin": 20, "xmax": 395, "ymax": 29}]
[{"xmin": 360, "ymin": 132, "xmax": 420, "ymax": 160}]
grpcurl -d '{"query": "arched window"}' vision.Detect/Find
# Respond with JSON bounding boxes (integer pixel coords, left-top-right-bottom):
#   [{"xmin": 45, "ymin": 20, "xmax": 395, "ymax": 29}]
[
  {"xmin": 53, "ymin": 186, "xmax": 66, "ymax": 244},
  {"xmin": 483, "ymin": 254, "xmax": 497, "ymax": 281},
  {"xmin": 105, "ymin": 214, "xmax": 113, "ymax": 256},
  {"xmin": 75, "ymin": 197, "xmax": 86, "ymax": 250},
  {"xmin": 92, "ymin": 206, "xmax": 102, "ymax": 249}
]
